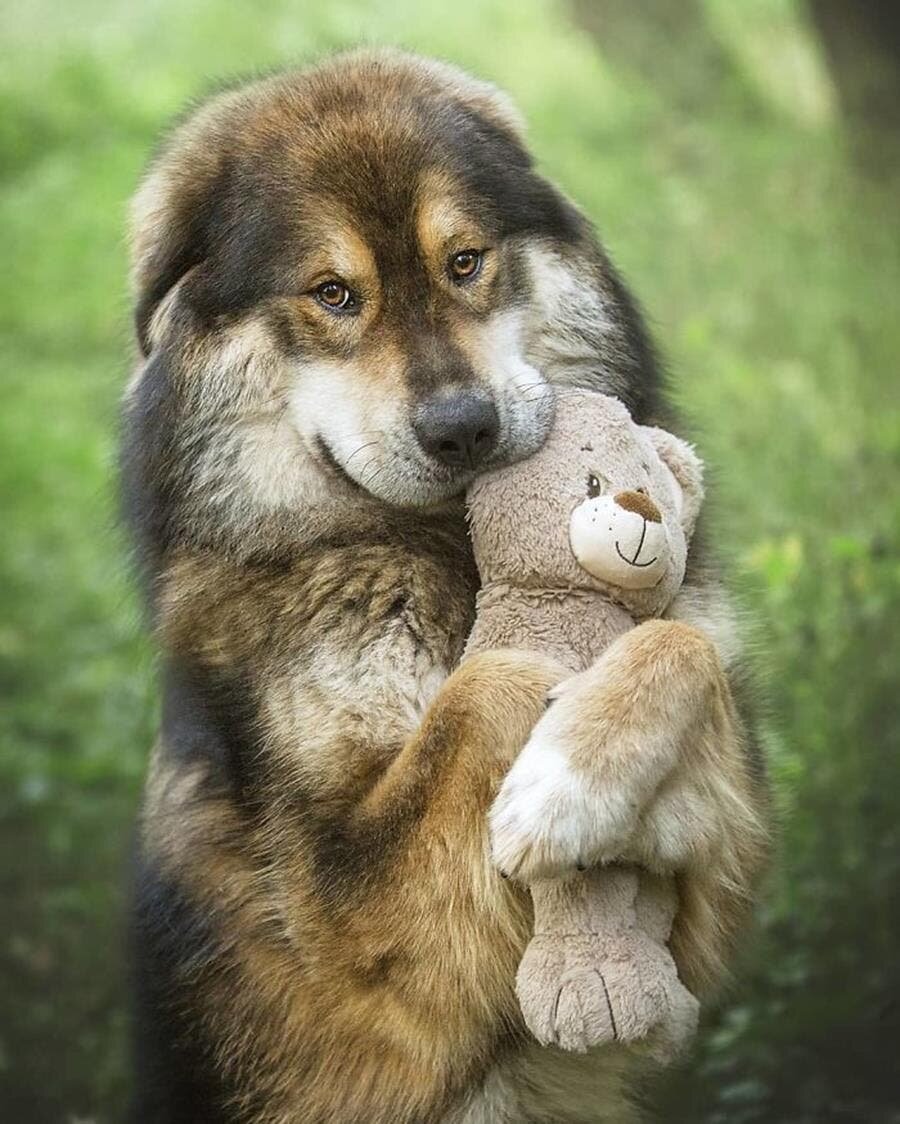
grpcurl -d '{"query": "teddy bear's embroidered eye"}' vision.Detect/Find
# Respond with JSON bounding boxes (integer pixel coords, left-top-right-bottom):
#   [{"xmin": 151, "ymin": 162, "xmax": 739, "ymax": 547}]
[{"xmin": 586, "ymin": 474, "xmax": 602, "ymax": 498}]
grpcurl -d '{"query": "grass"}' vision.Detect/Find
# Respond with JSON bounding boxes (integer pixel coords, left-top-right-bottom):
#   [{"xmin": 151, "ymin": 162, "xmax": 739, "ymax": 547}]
[{"xmin": 1, "ymin": 0, "xmax": 898, "ymax": 1119}]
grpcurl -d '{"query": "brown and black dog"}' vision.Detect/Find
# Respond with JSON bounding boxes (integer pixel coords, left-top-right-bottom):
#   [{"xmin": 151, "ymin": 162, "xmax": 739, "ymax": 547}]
[{"xmin": 124, "ymin": 49, "xmax": 769, "ymax": 1123}]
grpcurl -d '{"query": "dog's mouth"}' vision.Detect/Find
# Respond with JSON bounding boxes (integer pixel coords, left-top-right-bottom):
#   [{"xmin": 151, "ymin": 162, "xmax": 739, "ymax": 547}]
[
  {"xmin": 305, "ymin": 372, "xmax": 555, "ymax": 508},
  {"xmin": 312, "ymin": 430, "xmax": 462, "ymax": 507}
]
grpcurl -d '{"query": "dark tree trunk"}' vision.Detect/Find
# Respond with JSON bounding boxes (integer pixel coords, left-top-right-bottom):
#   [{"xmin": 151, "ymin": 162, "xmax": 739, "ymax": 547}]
[
  {"xmin": 808, "ymin": 0, "xmax": 900, "ymax": 168},
  {"xmin": 568, "ymin": 0, "xmax": 765, "ymax": 117}
]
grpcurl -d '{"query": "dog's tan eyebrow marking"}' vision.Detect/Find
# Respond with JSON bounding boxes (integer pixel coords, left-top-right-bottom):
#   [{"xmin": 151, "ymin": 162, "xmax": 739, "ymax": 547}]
[
  {"xmin": 415, "ymin": 168, "xmax": 485, "ymax": 263},
  {"xmin": 294, "ymin": 202, "xmax": 379, "ymax": 291}
]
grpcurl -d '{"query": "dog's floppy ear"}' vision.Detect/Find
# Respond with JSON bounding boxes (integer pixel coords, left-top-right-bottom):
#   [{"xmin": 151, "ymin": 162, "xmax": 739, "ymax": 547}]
[
  {"xmin": 129, "ymin": 98, "xmax": 231, "ymax": 356},
  {"xmin": 642, "ymin": 426, "xmax": 705, "ymax": 539}
]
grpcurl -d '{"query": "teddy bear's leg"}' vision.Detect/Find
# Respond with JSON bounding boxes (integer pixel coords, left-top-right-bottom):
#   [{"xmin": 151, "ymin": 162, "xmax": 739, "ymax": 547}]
[
  {"xmin": 517, "ymin": 866, "xmax": 641, "ymax": 1052},
  {"xmin": 518, "ymin": 866, "xmax": 700, "ymax": 1059},
  {"xmin": 632, "ymin": 870, "xmax": 678, "ymax": 943},
  {"xmin": 629, "ymin": 871, "xmax": 700, "ymax": 1063}
]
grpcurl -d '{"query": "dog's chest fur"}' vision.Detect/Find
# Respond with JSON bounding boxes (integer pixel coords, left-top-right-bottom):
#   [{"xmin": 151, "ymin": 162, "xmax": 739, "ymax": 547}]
[{"xmin": 158, "ymin": 527, "xmax": 477, "ymax": 792}]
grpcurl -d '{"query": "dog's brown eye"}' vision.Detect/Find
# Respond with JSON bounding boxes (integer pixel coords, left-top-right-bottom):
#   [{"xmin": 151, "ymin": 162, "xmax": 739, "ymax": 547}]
[
  {"xmin": 587, "ymin": 474, "xmax": 602, "ymax": 497},
  {"xmin": 314, "ymin": 280, "xmax": 356, "ymax": 312},
  {"xmin": 448, "ymin": 249, "xmax": 483, "ymax": 283}
]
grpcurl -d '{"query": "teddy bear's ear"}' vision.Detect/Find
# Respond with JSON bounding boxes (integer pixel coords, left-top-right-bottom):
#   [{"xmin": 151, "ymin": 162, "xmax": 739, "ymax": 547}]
[{"xmin": 641, "ymin": 426, "xmax": 704, "ymax": 539}]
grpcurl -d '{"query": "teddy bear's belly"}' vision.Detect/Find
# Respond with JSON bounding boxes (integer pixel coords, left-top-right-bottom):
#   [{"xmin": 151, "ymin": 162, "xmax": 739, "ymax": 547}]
[{"xmin": 466, "ymin": 585, "xmax": 634, "ymax": 674}]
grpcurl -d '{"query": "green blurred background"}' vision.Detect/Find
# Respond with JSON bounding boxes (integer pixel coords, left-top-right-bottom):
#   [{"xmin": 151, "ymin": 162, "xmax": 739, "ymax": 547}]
[{"xmin": 2, "ymin": 1, "xmax": 899, "ymax": 1120}]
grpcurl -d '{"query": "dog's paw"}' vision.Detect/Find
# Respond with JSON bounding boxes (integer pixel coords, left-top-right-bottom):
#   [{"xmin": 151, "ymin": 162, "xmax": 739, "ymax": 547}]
[
  {"xmin": 489, "ymin": 722, "xmax": 638, "ymax": 881},
  {"xmin": 490, "ymin": 730, "xmax": 593, "ymax": 880}
]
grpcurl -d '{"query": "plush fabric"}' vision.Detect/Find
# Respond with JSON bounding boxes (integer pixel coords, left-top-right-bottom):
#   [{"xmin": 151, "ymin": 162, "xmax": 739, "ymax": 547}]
[
  {"xmin": 520, "ymin": 869, "xmax": 699, "ymax": 1060},
  {"xmin": 465, "ymin": 389, "xmax": 704, "ymax": 1059}
]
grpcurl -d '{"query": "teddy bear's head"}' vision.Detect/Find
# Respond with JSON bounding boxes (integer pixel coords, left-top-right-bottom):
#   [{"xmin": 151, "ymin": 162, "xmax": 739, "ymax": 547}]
[{"xmin": 466, "ymin": 390, "xmax": 703, "ymax": 618}]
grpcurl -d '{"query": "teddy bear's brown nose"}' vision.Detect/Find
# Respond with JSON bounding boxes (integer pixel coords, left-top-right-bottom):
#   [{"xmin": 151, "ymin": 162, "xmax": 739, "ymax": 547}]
[{"xmin": 614, "ymin": 490, "xmax": 662, "ymax": 523}]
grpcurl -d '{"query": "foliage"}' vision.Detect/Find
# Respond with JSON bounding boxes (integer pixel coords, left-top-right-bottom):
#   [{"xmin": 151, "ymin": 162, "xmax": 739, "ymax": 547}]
[{"xmin": 1, "ymin": 0, "xmax": 897, "ymax": 1119}]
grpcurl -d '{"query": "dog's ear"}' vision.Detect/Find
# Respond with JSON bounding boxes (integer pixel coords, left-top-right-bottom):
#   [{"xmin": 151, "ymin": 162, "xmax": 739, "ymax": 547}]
[
  {"xmin": 129, "ymin": 99, "xmax": 230, "ymax": 356},
  {"xmin": 641, "ymin": 426, "xmax": 705, "ymax": 539}
]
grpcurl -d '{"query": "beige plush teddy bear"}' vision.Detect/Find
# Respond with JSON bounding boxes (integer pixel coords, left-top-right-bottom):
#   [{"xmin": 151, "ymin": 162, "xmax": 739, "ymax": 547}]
[{"xmin": 465, "ymin": 389, "xmax": 704, "ymax": 1059}]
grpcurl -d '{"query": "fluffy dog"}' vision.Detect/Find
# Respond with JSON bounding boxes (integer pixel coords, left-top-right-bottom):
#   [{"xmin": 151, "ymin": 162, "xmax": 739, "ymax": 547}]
[{"xmin": 124, "ymin": 48, "xmax": 770, "ymax": 1123}]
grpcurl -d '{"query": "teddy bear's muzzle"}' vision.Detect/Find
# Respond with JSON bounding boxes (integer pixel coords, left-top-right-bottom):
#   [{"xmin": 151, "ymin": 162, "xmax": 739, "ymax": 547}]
[{"xmin": 569, "ymin": 492, "xmax": 670, "ymax": 590}]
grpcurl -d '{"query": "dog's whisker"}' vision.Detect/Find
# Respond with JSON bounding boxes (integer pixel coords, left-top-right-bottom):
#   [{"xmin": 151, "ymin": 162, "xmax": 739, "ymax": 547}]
[
  {"xmin": 363, "ymin": 460, "xmax": 393, "ymax": 493},
  {"xmin": 358, "ymin": 456, "xmax": 380, "ymax": 481},
  {"xmin": 341, "ymin": 428, "xmax": 388, "ymax": 440},
  {"xmin": 522, "ymin": 386, "xmax": 604, "ymax": 403},
  {"xmin": 511, "ymin": 381, "xmax": 551, "ymax": 399},
  {"xmin": 345, "ymin": 440, "xmax": 382, "ymax": 466}
]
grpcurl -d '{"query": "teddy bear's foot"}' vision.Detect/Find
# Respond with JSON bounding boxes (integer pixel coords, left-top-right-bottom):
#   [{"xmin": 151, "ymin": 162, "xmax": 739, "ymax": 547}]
[
  {"xmin": 516, "ymin": 935, "xmax": 701, "ymax": 1058},
  {"xmin": 546, "ymin": 966, "xmax": 619, "ymax": 1052},
  {"xmin": 638, "ymin": 979, "xmax": 701, "ymax": 1065},
  {"xmin": 516, "ymin": 938, "xmax": 618, "ymax": 1052},
  {"xmin": 595, "ymin": 959, "xmax": 701, "ymax": 1064}
]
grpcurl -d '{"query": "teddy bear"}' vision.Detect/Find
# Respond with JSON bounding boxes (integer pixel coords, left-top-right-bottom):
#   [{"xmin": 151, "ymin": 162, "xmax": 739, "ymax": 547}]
[{"xmin": 464, "ymin": 388, "xmax": 704, "ymax": 1060}]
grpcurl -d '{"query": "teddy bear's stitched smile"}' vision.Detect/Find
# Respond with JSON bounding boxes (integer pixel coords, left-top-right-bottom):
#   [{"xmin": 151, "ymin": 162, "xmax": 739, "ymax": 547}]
[{"xmin": 615, "ymin": 535, "xmax": 659, "ymax": 568}]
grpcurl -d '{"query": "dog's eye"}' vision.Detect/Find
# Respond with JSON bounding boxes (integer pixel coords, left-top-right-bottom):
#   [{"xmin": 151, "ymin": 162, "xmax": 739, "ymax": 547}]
[
  {"xmin": 587, "ymin": 474, "xmax": 602, "ymax": 498},
  {"xmin": 448, "ymin": 249, "xmax": 483, "ymax": 284},
  {"xmin": 314, "ymin": 280, "xmax": 357, "ymax": 313}
]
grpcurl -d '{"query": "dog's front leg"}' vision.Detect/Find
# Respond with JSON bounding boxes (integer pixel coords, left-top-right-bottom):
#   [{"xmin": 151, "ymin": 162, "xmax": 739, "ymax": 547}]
[
  {"xmin": 489, "ymin": 620, "xmax": 771, "ymax": 992},
  {"xmin": 357, "ymin": 648, "xmax": 568, "ymax": 833},
  {"xmin": 335, "ymin": 648, "xmax": 569, "ymax": 1067}
]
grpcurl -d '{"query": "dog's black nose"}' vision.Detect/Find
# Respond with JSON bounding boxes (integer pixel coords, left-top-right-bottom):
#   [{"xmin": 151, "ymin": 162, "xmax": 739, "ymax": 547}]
[{"xmin": 412, "ymin": 391, "xmax": 499, "ymax": 469}]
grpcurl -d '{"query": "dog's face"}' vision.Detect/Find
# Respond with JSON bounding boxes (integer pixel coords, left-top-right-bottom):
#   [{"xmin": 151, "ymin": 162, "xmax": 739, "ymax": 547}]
[
  {"xmin": 273, "ymin": 158, "xmax": 564, "ymax": 508},
  {"xmin": 127, "ymin": 51, "xmax": 656, "ymax": 556}
]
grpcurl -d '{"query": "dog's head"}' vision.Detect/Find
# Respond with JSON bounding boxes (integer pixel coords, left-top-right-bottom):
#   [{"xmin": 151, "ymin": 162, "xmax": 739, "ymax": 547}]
[{"xmin": 127, "ymin": 50, "xmax": 659, "ymax": 558}]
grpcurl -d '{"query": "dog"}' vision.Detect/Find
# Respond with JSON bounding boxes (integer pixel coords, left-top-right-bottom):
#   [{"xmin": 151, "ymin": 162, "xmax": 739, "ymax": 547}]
[{"xmin": 124, "ymin": 48, "xmax": 770, "ymax": 1123}]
